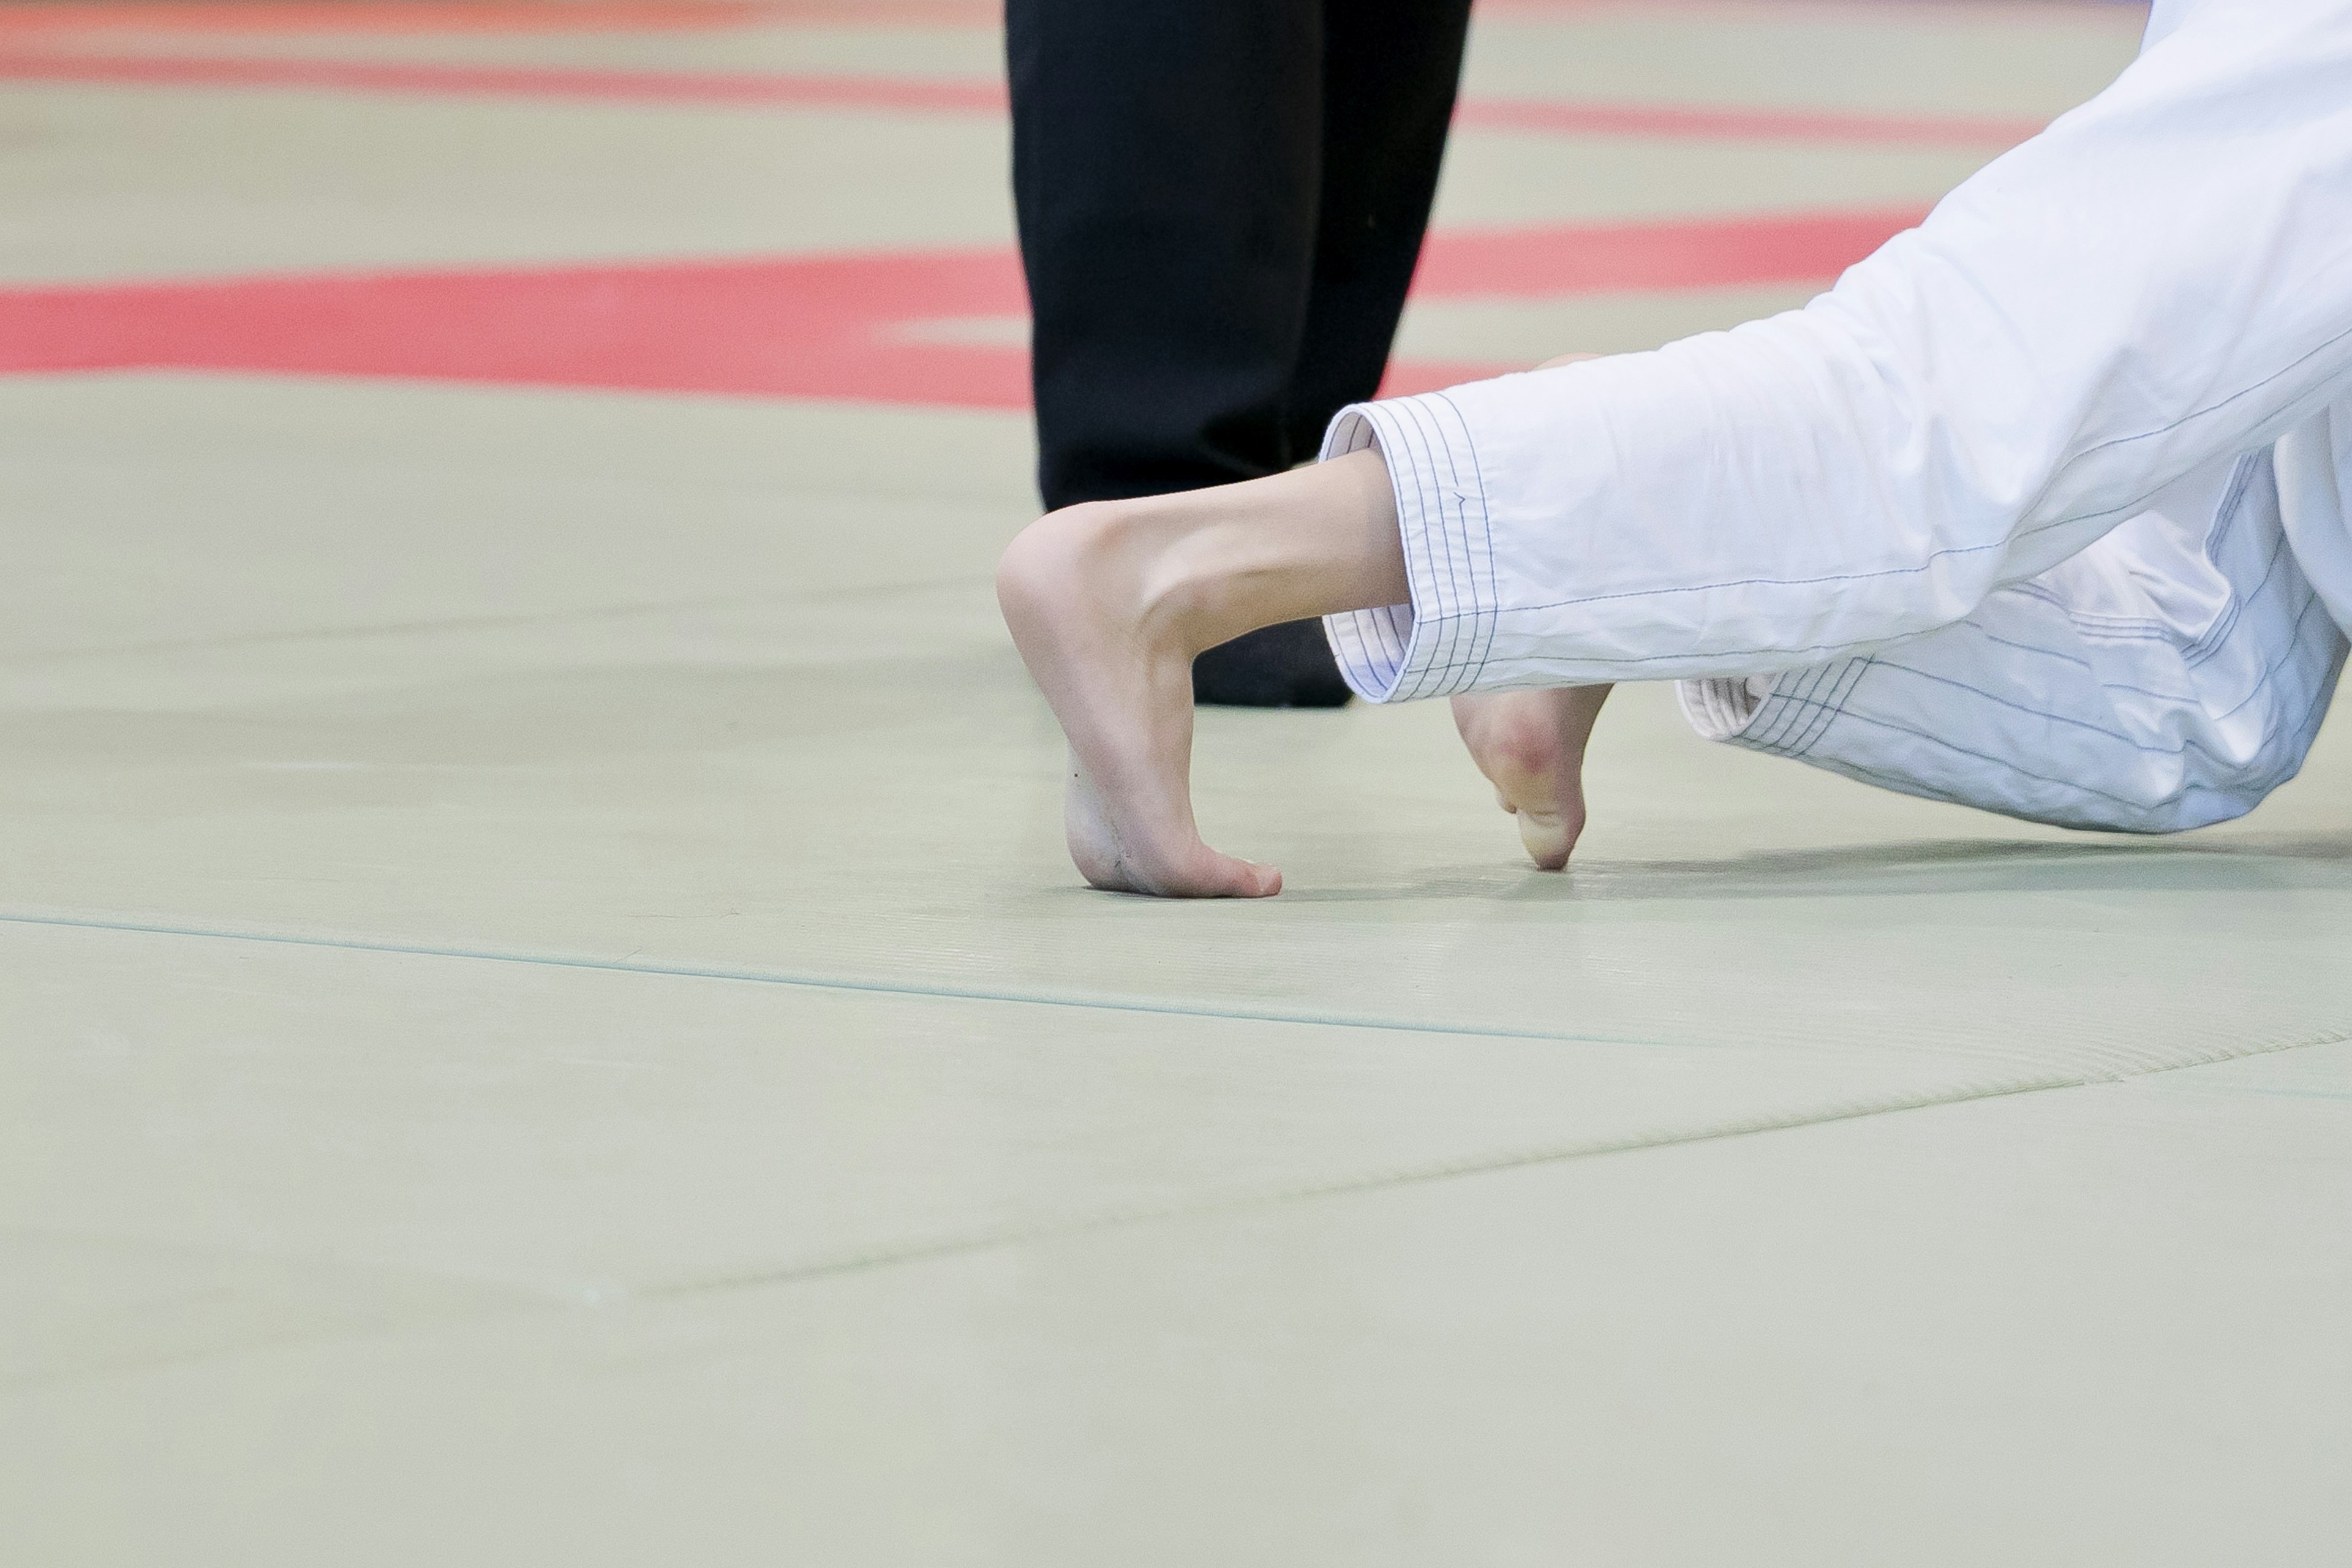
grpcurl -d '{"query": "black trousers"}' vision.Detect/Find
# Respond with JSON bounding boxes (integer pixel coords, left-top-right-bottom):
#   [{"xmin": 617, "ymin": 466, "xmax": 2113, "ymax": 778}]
[{"xmin": 1008, "ymin": 0, "xmax": 1475, "ymax": 512}]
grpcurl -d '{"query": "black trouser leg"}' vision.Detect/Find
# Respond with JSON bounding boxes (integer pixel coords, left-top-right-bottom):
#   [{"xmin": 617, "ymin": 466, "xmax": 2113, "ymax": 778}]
[
  {"xmin": 1286, "ymin": 0, "xmax": 1474, "ymax": 459},
  {"xmin": 1008, "ymin": 0, "xmax": 1321, "ymax": 509},
  {"xmin": 1006, "ymin": 0, "xmax": 1469, "ymax": 704}
]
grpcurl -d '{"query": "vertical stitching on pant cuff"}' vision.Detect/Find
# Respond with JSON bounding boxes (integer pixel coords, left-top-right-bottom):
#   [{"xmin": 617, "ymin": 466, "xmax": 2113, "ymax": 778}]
[{"xmin": 1314, "ymin": 395, "xmax": 1501, "ymax": 704}]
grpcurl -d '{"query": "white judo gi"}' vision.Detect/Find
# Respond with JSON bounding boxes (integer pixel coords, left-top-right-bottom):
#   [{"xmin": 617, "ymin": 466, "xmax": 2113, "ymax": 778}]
[{"xmin": 1322, "ymin": 0, "xmax": 2352, "ymax": 833}]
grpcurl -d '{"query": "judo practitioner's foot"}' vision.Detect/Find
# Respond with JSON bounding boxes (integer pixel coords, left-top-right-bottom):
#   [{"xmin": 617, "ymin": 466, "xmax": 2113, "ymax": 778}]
[
  {"xmin": 997, "ymin": 451, "xmax": 1408, "ymax": 899},
  {"xmin": 998, "ymin": 502, "xmax": 1282, "ymax": 899},
  {"xmin": 1450, "ymin": 685, "xmax": 1613, "ymax": 870}
]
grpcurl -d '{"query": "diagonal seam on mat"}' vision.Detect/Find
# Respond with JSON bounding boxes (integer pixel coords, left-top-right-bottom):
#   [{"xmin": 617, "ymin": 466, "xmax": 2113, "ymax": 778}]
[
  {"xmin": 0, "ymin": 908, "xmax": 1673, "ymax": 1049},
  {"xmin": 10, "ymin": 907, "xmax": 2343, "ymax": 1302},
  {"xmin": 646, "ymin": 1023, "xmax": 2352, "ymax": 1300}
]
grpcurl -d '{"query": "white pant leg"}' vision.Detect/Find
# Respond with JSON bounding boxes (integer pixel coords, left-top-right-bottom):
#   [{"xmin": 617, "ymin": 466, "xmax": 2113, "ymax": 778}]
[
  {"xmin": 1322, "ymin": 0, "xmax": 2352, "ymax": 704},
  {"xmin": 1683, "ymin": 435, "xmax": 2348, "ymax": 832}
]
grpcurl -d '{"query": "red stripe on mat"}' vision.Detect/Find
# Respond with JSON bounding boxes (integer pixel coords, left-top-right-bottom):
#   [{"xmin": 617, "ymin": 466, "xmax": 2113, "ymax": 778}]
[
  {"xmin": 0, "ymin": 209, "xmax": 1924, "ymax": 409},
  {"xmin": 0, "ymin": 1, "xmax": 989, "ymax": 38},
  {"xmin": 0, "ymin": 50, "xmax": 1014, "ymax": 113},
  {"xmin": 1412, "ymin": 208, "xmax": 1924, "ymax": 296},
  {"xmin": 0, "ymin": 49, "xmax": 2045, "ymax": 146},
  {"xmin": 1453, "ymin": 96, "xmax": 2041, "ymax": 148}
]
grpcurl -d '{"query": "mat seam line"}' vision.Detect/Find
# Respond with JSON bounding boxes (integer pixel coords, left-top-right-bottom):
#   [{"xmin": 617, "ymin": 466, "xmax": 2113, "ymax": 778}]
[
  {"xmin": 10, "ymin": 909, "xmax": 2340, "ymax": 1298},
  {"xmin": 652, "ymin": 1023, "xmax": 2352, "ymax": 1298},
  {"xmin": 0, "ymin": 909, "xmax": 1678, "ymax": 1049}
]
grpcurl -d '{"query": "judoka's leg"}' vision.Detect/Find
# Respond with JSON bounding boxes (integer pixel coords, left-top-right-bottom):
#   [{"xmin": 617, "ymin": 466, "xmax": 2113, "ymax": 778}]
[{"xmin": 1320, "ymin": 0, "xmax": 2352, "ymax": 705}]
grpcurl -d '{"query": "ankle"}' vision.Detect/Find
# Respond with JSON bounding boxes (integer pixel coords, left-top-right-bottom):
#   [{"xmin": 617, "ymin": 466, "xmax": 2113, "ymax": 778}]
[
  {"xmin": 996, "ymin": 498, "xmax": 1216, "ymax": 656},
  {"xmin": 1050, "ymin": 496, "xmax": 1248, "ymax": 657}
]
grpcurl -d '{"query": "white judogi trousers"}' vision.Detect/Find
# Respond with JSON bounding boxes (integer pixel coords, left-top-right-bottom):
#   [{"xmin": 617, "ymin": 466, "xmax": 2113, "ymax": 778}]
[{"xmin": 1323, "ymin": 0, "xmax": 2352, "ymax": 833}]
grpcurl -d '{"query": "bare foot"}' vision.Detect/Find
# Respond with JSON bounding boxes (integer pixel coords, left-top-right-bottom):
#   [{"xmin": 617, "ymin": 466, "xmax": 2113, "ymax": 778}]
[
  {"xmin": 1450, "ymin": 685, "xmax": 1613, "ymax": 870},
  {"xmin": 998, "ymin": 452, "xmax": 1406, "ymax": 898},
  {"xmin": 998, "ymin": 502, "xmax": 1281, "ymax": 898}
]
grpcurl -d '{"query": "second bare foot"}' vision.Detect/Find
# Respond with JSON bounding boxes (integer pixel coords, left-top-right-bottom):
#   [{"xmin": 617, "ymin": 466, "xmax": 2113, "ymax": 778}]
[{"xmin": 1450, "ymin": 685, "xmax": 1613, "ymax": 870}]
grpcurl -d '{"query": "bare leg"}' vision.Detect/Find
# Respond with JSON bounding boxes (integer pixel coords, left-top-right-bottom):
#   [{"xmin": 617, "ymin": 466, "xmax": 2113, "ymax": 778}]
[
  {"xmin": 1449, "ymin": 685, "xmax": 1612, "ymax": 870},
  {"xmin": 997, "ymin": 450, "xmax": 1407, "ymax": 897}
]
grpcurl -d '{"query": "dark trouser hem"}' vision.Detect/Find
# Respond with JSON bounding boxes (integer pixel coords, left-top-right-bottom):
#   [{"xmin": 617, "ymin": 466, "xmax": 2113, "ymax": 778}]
[{"xmin": 1191, "ymin": 620, "xmax": 1353, "ymax": 709}]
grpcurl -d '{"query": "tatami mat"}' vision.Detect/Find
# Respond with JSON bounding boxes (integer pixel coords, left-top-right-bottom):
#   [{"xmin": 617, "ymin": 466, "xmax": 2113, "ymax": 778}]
[{"xmin": 4, "ymin": 2, "xmax": 2344, "ymax": 1562}]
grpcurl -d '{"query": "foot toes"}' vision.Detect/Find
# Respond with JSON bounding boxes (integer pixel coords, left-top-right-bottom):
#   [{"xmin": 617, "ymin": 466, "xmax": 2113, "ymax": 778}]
[
  {"xmin": 1516, "ymin": 810, "xmax": 1575, "ymax": 872},
  {"xmin": 1075, "ymin": 837, "xmax": 1280, "ymax": 899},
  {"xmin": 1454, "ymin": 688, "xmax": 1604, "ymax": 875},
  {"xmin": 1194, "ymin": 853, "xmax": 1281, "ymax": 899}
]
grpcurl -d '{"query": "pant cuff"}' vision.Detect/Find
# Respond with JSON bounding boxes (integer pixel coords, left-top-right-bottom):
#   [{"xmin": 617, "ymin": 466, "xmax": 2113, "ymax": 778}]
[
  {"xmin": 1316, "ymin": 393, "xmax": 1502, "ymax": 703},
  {"xmin": 1678, "ymin": 661, "xmax": 1871, "ymax": 759},
  {"xmin": 1678, "ymin": 676, "xmax": 1773, "ymax": 739}
]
